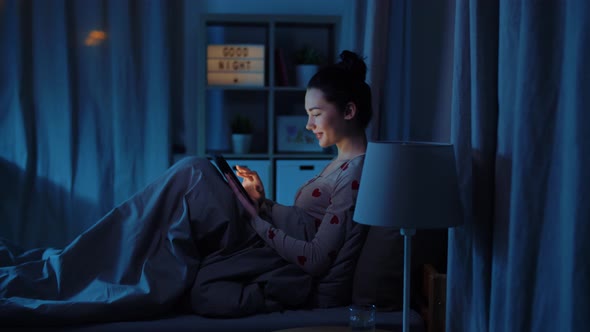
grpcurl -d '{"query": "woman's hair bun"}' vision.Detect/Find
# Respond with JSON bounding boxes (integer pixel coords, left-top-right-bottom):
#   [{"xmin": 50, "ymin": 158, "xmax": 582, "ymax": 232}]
[{"xmin": 337, "ymin": 50, "xmax": 367, "ymax": 82}]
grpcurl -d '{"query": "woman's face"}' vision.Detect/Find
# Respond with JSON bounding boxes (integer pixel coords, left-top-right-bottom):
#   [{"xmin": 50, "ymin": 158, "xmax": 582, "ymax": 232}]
[{"xmin": 304, "ymin": 88, "xmax": 348, "ymax": 148}]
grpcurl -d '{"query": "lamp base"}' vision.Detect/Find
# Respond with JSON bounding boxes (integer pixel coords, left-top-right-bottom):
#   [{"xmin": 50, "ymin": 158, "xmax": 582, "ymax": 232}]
[{"xmin": 400, "ymin": 228, "xmax": 416, "ymax": 332}]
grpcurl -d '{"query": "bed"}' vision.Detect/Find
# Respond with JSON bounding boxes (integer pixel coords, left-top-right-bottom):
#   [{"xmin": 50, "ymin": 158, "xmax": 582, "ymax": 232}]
[
  {"xmin": 42, "ymin": 307, "xmax": 425, "ymax": 332},
  {"xmin": 1, "ymin": 159, "xmax": 447, "ymax": 331},
  {"xmin": 4, "ymin": 227, "xmax": 446, "ymax": 332}
]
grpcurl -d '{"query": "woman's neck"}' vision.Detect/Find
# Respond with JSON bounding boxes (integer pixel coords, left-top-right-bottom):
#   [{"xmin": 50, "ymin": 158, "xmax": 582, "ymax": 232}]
[{"xmin": 336, "ymin": 132, "xmax": 367, "ymax": 161}]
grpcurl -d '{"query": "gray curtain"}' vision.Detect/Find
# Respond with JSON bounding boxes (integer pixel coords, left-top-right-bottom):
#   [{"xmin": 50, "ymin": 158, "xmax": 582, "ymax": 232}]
[
  {"xmin": 0, "ymin": 0, "xmax": 181, "ymax": 248},
  {"xmin": 447, "ymin": 1, "xmax": 590, "ymax": 331},
  {"xmin": 353, "ymin": 0, "xmax": 390, "ymax": 141},
  {"xmin": 368, "ymin": 0, "xmax": 456, "ymax": 142}
]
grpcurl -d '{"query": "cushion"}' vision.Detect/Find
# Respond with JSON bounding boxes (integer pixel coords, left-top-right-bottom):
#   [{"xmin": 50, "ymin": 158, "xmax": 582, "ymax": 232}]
[
  {"xmin": 313, "ymin": 220, "xmax": 368, "ymax": 307},
  {"xmin": 352, "ymin": 226, "xmax": 404, "ymax": 311},
  {"xmin": 352, "ymin": 227, "xmax": 448, "ymax": 312}
]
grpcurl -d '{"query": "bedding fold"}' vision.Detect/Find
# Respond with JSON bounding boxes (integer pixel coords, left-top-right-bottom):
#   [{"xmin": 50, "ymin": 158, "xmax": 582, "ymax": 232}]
[{"xmin": 0, "ymin": 157, "xmax": 311, "ymax": 326}]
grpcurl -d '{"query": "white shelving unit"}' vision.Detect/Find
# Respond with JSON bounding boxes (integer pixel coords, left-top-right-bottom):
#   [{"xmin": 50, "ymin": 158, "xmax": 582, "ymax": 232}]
[{"xmin": 181, "ymin": 14, "xmax": 342, "ymax": 200}]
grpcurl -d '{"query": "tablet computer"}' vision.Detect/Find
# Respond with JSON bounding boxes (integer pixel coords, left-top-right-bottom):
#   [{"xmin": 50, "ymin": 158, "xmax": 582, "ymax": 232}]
[{"xmin": 211, "ymin": 154, "xmax": 256, "ymax": 206}]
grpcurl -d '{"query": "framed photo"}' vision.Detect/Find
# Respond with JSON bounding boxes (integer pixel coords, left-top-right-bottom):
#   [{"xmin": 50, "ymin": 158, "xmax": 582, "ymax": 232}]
[{"xmin": 276, "ymin": 116, "xmax": 323, "ymax": 152}]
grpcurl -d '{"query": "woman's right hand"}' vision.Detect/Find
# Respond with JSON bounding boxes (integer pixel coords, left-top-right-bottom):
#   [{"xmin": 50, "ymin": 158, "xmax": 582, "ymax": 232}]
[{"xmin": 235, "ymin": 165, "xmax": 266, "ymax": 206}]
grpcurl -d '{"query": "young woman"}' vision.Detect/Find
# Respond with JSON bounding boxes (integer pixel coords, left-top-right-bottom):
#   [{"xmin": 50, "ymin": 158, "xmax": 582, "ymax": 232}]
[{"xmin": 0, "ymin": 50, "xmax": 374, "ymax": 324}]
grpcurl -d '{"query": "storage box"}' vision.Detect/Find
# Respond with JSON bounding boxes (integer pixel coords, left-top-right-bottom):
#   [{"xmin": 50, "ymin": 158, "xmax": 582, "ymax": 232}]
[{"xmin": 275, "ymin": 159, "xmax": 331, "ymax": 205}]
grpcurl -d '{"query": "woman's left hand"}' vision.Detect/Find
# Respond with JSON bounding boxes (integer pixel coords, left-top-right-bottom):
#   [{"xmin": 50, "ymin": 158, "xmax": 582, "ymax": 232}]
[
  {"xmin": 226, "ymin": 173, "xmax": 259, "ymax": 219},
  {"xmin": 235, "ymin": 165, "xmax": 266, "ymax": 206}
]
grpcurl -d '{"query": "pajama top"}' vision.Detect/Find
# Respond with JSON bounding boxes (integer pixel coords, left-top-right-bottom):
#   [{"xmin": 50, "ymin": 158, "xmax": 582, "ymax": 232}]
[{"xmin": 249, "ymin": 154, "xmax": 365, "ymax": 277}]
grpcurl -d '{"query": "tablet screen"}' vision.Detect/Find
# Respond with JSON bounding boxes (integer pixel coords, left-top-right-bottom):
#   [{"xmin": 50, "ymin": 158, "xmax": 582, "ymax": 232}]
[{"xmin": 212, "ymin": 154, "xmax": 256, "ymax": 206}]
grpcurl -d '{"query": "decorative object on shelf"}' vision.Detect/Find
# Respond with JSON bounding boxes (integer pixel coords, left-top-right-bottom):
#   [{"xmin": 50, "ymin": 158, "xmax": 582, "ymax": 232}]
[
  {"xmin": 294, "ymin": 45, "xmax": 323, "ymax": 87},
  {"xmin": 353, "ymin": 141, "xmax": 464, "ymax": 332},
  {"xmin": 230, "ymin": 114, "xmax": 253, "ymax": 154},
  {"xmin": 207, "ymin": 44, "xmax": 265, "ymax": 86},
  {"xmin": 276, "ymin": 116, "xmax": 323, "ymax": 152}
]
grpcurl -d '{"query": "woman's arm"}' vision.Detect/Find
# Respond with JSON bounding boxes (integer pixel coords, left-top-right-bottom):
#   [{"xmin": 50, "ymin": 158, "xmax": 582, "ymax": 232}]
[{"xmin": 248, "ymin": 169, "xmax": 361, "ymax": 277}]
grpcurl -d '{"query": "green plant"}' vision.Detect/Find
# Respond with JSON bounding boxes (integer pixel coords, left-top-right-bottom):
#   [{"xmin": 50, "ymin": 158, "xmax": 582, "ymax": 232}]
[
  {"xmin": 230, "ymin": 114, "xmax": 253, "ymax": 134},
  {"xmin": 294, "ymin": 45, "xmax": 324, "ymax": 65}
]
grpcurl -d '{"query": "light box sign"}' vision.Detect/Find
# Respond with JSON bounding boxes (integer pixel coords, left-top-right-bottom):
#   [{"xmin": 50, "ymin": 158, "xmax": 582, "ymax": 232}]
[{"xmin": 207, "ymin": 44, "xmax": 265, "ymax": 86}]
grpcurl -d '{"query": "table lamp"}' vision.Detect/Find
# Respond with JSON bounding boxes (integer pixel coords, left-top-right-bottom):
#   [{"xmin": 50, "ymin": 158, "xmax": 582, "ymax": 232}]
[{"xmin": 353, "ymin": 141, "xmax": 463, "ymax": 332}]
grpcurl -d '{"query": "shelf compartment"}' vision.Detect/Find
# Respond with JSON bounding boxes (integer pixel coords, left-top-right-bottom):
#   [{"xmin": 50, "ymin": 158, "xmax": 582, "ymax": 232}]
[
  {"xmin": 274, "ymin": 22, "xmax": 337, "ymax": 87},
  {"xmin": 205, "ymin": 90, "xmax": 269, "ymax": 155}
]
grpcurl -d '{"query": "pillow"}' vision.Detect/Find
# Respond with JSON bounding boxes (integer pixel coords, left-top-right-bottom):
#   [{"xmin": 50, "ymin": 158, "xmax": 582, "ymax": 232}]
[
  {"xmin": 352, "ymin": 226, "xmax": 404, "ymax": 311},
  {"xmin": 352, "ymin": 227, "xmax": 448, "ymax": 312},
  {"xmin": 313, "ymin": 221, "xmax": 368, "ymax": 308}
]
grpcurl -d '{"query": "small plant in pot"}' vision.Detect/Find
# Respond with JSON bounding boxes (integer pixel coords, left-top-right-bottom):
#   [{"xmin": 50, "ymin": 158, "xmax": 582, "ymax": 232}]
[
  {"xmin": 294, "ymin": 45, "xmax": 324, "ymax": 87},
  {"xmin": 230, "ymin": 114, "xmax": 253, "ymax": 154}
]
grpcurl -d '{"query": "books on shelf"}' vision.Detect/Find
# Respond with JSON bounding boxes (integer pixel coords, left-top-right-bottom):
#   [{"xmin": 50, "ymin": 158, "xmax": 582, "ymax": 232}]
[{"xmin": 207, "ymin": 44, "xmax": 265, "ymax": 86}]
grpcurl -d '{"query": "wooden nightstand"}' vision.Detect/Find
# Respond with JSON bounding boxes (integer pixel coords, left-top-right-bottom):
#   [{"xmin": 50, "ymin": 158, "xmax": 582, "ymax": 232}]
[{"xmin": 419, "ymin": 264, "xmax": 447, "ymax": 332}]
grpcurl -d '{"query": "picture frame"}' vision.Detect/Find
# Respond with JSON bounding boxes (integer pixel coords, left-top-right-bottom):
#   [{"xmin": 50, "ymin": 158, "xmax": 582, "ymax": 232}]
[{"xmin": 276, "ymin": 116, "xmax": 323, "ymax": 152}]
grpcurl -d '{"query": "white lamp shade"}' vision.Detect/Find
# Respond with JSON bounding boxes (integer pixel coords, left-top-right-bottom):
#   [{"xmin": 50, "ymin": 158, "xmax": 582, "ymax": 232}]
[{"xmin": 353, "ymin": 141, "xmax": 463, "ymax": 229}]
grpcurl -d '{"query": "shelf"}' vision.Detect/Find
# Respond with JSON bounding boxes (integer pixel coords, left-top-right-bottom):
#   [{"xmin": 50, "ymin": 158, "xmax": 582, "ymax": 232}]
[
  {"xmin": 208, "ymin": 153, "xmax": 270, "ymax": 159},
  {"xmin": 207, "ymin": 85, "xmax": 271, "ymax": 91},
  {"xmin": 273, "ymin": 153, "xmax": 334, "ymax": 159},
  {"xmin": 272, "ymin": 86, "xmax": 307, "ymax": 92},
  {"xmin": 174, "ymin": 153, "xmax": 334, "ymax": 161},
  {"xmin": 187, "ymin": 14, "xmax": 341, "ymax": 200},
  {"xmin": 205, "ymin": 86, "xmax": 309, "ymax": 92}
]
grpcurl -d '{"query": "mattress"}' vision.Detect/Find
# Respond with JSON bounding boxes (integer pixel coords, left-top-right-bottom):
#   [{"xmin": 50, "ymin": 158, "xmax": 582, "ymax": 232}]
[{"xmin": 21, "ymin": 307, "xmax": 425, "ymax": 332}]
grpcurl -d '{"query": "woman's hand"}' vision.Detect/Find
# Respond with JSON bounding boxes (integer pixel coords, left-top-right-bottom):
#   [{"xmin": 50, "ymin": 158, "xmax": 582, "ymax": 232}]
[
  {"xmin": 235, "ymin": 165, "xmax": 266, "ymax": 207},
  {"xmin": 226, "ymin": 173, "xmax": 259, "ymax": 218}
]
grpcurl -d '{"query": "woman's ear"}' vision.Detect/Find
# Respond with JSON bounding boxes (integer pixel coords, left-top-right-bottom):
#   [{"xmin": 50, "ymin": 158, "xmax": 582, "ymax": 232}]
[{"xmin": 344, "ymin": 102, "xmax": 357, "ymax": 120}]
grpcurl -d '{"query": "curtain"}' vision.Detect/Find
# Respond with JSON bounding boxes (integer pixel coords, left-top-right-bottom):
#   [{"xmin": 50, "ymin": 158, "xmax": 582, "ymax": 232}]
[
  {"xmin": 353, "ymin": 0, "xmax": 390, "ymax": 141},
  {"xmin": 372, "ymin": 0, "xmax": 456, "ymax": 143},
  {"xmin": 0, "ymin": 0, "xmax": 180, "ymax": 249},
  {"xmin": 447, "ymin": 1, "xmax": 590, "ymax": 331}
]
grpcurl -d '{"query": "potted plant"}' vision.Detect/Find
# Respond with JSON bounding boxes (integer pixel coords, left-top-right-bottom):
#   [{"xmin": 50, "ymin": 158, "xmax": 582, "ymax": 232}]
[
  {"xmin": 294, "ymin": 45, "xmax": 324, "ymax": 87},
  {"xmin": 230, "ymin": 114, "xmax": 253, "ymax": 154}
]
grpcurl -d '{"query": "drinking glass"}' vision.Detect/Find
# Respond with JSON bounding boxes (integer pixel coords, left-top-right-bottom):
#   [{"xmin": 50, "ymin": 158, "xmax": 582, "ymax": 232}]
[{"xmin": 349, "ymin": 304, "xmax": 376, "ymax": 332}]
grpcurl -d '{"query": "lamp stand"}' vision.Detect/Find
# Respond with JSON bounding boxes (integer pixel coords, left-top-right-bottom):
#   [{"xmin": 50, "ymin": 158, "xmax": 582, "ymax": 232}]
[{"xmin": 400, "ymin": 228, "xmax": 416, "ymax": 332}]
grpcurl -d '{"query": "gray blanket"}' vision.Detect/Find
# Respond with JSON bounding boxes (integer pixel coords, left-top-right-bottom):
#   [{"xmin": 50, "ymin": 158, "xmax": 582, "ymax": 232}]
[{"xmin": 0, "ymin": 158, "xmax": 312, "ymax": 326}]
